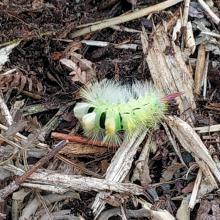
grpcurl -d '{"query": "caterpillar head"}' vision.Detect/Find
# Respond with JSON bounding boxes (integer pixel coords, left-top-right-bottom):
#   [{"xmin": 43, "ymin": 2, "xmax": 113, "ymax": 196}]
[
  {"xmin": 82, "ymin": 112, "xmax": 96, "ymax": 132},
  {"xmin": 74, "ymin": 102, "xmax": 92, "ymax": 119}
]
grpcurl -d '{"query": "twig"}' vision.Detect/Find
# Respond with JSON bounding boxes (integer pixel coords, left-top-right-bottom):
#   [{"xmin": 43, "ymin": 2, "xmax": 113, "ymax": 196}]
[
  {"xmin": 202, "ymin": 52, "xmax": 209, "ymax": 98},
  {"xmin": 0, "ymin": 95, "xmax": 13, "ymax": 126},
  {"xmin": 81, "ymin": 40, "xmax": 138, "ymax": 50},
  {"xmin": 98, "ymin": 208, "xmax": 151, "ymax": 220},
  {"xmin": 198, "ymin": 0, "xmax": 220, "ymax": 24},
  {"xmin": 194, "ymin": 124, "xmax": 220, "ymax": 133},
  {"xmin": 194, "ymin": 44, "xmax": 206, "ymax": 95},
  {"xmin": 19, "ymin": 192, "xmax": 79, "ymax": 220},
  {"xmin": 162, "ymin": 123, "xmax": 186, "ymax": 165},
  {"xmin": 189, "ymin": 169, "xmax": 202, "ymax": 209},
  {"xmin": 182, "ymin": 0, "xmax": 190, "ymax": 27},
  {"xmin": 70, "ymin": 0, "xmax": 183, "ymax": 38},
  {"xmin": 131, "ymin": 134, "xmax": 153, "ymax": 185},
  {"xmin": 165, "ymin": 116, "xmax": 220, "ymax": 184},
  {"xmin": 56, "ymin": 154, "xmax": 102, "ymax": 178},
  {"xmin": 0, "ymin": 140, "xmax": 67, "ymax": 201},
  {"xmin": 111, "ymin": 25, "xmax": 141, "ymax": 33},
  {"xmin": 92, "ymin": 130, "xmax": 147, "ymax": 218},
  {"xmin": 5, "ymin": 166, "xmax": 145, "ymax": 196},
  {"xmin": 201, "ymin": 31, "xmax": 220, "ymax": 39},
  {"xmin": 51, "ymin": 132, "xmax": 118, "ymax": 149}
]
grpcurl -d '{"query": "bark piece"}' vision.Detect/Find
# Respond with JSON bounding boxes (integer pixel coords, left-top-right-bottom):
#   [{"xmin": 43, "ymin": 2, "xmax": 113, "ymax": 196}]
[{"xmin": 141, "ymin": 27, "xmax": 196, "ymax": 125}]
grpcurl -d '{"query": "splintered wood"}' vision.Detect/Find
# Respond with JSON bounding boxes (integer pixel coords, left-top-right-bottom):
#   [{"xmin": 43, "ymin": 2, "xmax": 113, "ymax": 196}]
[{"xmin": 141, "ymin": 27, "xmax": 196, "ymax": 125}]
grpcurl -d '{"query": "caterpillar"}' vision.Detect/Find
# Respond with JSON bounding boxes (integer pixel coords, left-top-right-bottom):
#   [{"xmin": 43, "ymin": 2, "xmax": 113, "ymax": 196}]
[{"xmin": 74, "ymin": 79, "xmax": 180, "ymax": 144}]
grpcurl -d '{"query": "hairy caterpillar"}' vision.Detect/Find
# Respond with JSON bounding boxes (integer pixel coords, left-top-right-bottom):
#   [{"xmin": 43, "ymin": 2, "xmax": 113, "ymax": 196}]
[{"xmin": 74, "ymin": 80, "xmax": 180, "ymax": 144}]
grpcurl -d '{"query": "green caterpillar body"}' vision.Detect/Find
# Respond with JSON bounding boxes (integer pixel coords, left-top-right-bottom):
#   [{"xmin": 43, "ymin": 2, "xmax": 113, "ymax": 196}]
[{"xmin": 74, "ymin": 80, "xmax": 167, "ymax": 144}]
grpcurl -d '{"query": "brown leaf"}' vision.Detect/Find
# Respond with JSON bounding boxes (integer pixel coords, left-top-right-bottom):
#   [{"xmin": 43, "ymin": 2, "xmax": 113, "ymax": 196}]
[
  {"xmin": 181, "ymin": 181, "xmax": 195, "ymax": 193},
  {"xmin": 103, "ymin": 194, "xmax": 130, "ymax": 207},
  {"xmin": 100, "ymin": 159, "xmax": 109, "ymax": 174},
  {"xmin": 51, "ymin": 52, "xmax": 63, "ymax": 61},
  {"xmin": 32, "ymin": 0, "xmax": 44, "ymax": 10},
  {"xmin": 0, "ymin": 71, "xmax": 43, "ymax": 94},
  {"xmin": 60, "ymin": 52, "xmax": 96, "ymax": 84},
  {"xmin": 161, "ymin": 163, "xmax": 185, "ymax": 181}
]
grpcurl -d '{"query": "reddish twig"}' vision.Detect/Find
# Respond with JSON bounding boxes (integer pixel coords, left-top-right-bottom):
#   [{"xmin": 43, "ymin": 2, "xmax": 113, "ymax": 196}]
[
  {"xmin": 51, "ymin": 132, "xmax": 118, "ymax": 149},
  {"xmin": 0, "ymin": 140, "xmax": 67, "ymax": 201}
]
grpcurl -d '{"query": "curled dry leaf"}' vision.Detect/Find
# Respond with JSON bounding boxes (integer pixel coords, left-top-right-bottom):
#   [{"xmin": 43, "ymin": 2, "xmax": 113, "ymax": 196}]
[
  {"xmin": 60, "ymin": 52, "xmax": 96, "ymax": 84},
  {"xmin": 161, "ymin": 162, "xmax": 185, "ymax": 181},
  {"xmin": 32, "ymin": 0, "xmax": 44, "ymax": 10},
  {"xmin": 0, "ymin": 71, "xmax": 43, "ymax": 94},
  {"xmin": 102, "ymin": 194, "xmax": 130, "ymax": 207}
]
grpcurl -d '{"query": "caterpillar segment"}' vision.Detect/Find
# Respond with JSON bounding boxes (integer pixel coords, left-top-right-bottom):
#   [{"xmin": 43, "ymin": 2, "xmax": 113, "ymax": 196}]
[{"xmin": 74, "ymin": 80, "xmax": 176, "ymax": 144}]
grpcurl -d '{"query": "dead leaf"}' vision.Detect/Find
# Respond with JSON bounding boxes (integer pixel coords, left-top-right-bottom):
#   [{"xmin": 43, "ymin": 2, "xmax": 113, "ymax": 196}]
[
  {"xmin": 32, "ymin": 0, "xmax": 44, "ymax": 10},
  {"xmin": 182, "ymin": 181, "xmax": 195, "ymax": 193},
  {"xmin": 25, "ymin": 116, "xmax": 42, "ymax": 132},
  {"xmin": 60, "ymin": 52, "xmax": 96, "ymax": 84},
  {"xmin": 100, "ymin": 159, "xmax": 109, "ymax": 174},
  {"xmin": 0, "ymin": 71, "xmax": 43, "ymax": 94},
  {"xmin": 51, "ymin": 52, "xmax": 63, "ymax": 61},
  {"xmin": 103, "ymin": 194, "xmax": 130, "ymax": 207},
  {"xmin": 162, "ymin": 163, "xmax": 185, "ymax": 181}
]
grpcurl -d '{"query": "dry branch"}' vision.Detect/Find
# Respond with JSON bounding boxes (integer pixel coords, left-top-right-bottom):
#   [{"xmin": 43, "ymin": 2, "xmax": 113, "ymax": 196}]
[
  {"xmin": 194, "ymin": 44, "xmax": 206, "ymax": 95},
  {"xmin": 70, "ymin": 0, "xmax": 183, "ymax": 38},
  {"xmin": 198, "ymin": 0, "xmax": 220, "ymax": 24},
  {"xmin": 0, "ymin": 95, "xmax": 13, "ymax": 126},
  {"xmin": 3, "ymin": 166, "xmax": 145, "ymax": 196},
  {"xmin": 51, "ymin": 132, "xmax": 118, "ymax": 149}
]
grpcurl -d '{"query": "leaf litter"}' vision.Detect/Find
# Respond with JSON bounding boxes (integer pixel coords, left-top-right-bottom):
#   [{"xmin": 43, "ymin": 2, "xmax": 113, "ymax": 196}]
[{"xmin": 1, "ymin": 0, "xmax": 220, "ymax": 219}]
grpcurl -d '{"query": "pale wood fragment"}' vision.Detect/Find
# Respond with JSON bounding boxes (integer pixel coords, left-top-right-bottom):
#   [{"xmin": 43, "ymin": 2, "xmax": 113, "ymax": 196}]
[
  {"xmin": 194, "ymin": 124, "xmax": 220, "ymax": 133},
  {"xmin": 189, "ymin": 169, "xmax": 202, "ymax": 209},
  {"xmin": 70, "ymin": 0, "xmax": 183, "ymax": 38},
  {"xmin": 92, "ymin": 130, "xmax": 147, "ymax": 217},
  {"xmin": 141, "ymin": 28, "xmax": 196, "ymax": 125},
  {"xmin": 194, "ymin": 44, "xmax": 206, "ymax": 95},
  {"xmin": 4, "ymin": 165, "xmax": 145, "ymax": 196},
  {"xmin": 176, "ymin": 196, "xmax": 190, "ymax": 220},
  {"xmin": 165, "ymin": 116, "xmax": 220, "ymax": 184}
]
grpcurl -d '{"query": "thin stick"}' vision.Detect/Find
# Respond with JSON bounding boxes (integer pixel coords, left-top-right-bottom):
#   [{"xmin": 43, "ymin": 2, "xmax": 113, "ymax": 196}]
[
  {"xmin": 70, "ymin": 0, "xmax": 183, "ymax": 38},
  {"xmin": 201, "ymin": 31, "xmax": 220, "ymax": 39},
  {"xmin": 189, "ymin": 169, "xmax": 202, "ymax": 209},
  {"xmin": 194, "ymin": 44, "xmax": 206, "ymax": 95},
  {"xmin": 198, "ymin": 0, "xmax": 220, "ymax": 24},
  {"xmin": 0, "ymin": 140, "xmax": 67, "ymax": 201},
  {"xmin": 0, "ymin": 95, "xmax": 13, "ymax": 126},
  {"xmin": 51, "ymin": 132, "xmax": 118, "ymax": 149},
  {"xmin": 194, "ymin": 124, "xmax": 220, "ymax": 133},
  {"xmin": 202, "ymin": 52, "xmax": 209, "ymax": 98},
  {"xmin": 182, "ymin": 0, "xmax": 190, "ymax": 27}
]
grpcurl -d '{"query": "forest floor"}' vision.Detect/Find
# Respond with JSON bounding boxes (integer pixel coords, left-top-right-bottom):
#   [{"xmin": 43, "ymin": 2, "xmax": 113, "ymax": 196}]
[{"xmin": 1, "ymin": 0, "xmax": 220, "ymax": 219}]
